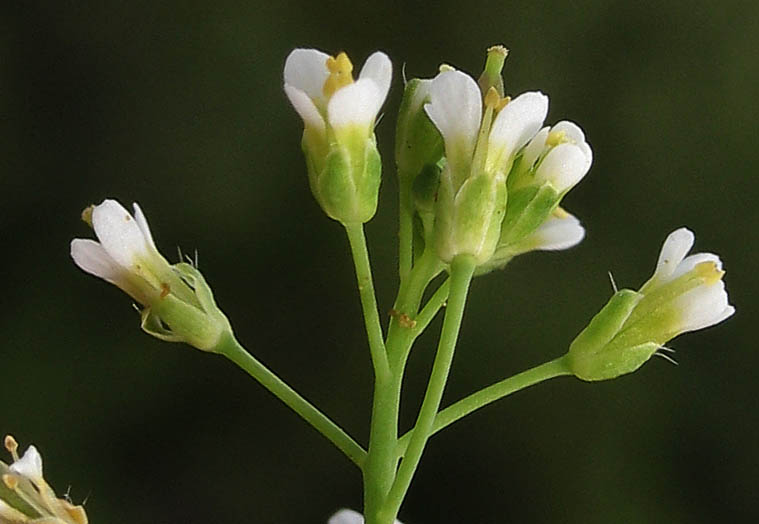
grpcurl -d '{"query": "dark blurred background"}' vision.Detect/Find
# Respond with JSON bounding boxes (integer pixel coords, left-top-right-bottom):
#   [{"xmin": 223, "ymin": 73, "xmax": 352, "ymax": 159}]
[{"xmin": 1, "ymin": 1, "xmax": 756, "ymax": 523}]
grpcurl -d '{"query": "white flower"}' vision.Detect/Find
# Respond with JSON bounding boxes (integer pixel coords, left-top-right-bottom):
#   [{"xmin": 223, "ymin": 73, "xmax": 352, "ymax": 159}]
[
  {"xmin": 567, "ymin": 227, "xmax": 734, "ymax": 381},
  {"xmin": 635, "ymin": 227, "xmax": 735, "ymax": 335},
  {"xmin": 284, "ymin": 49, "xmax": 392, "ymax": 140},
  {"xmin": 9, "ymin": 445, "xmax": 43, "ymax": 482},
  {"xmin": 70, "ymin": 199, "xmax": 172, "ymax": 305},
  {"xmin": 520, "ymin": 120, "xmax": 593, "ymax": 193},
  {"xmin": 424, "ymin": 69, "xmax": 547, "ymax": 176},
  {"xmin": 328, "ymin": 508, "xmax": 404, "ymax": 524}
]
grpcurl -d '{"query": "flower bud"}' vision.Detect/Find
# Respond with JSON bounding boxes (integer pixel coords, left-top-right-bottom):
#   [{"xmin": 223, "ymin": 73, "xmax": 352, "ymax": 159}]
[
  {"xmin": 71, "ymin": 199, "xmax": 232, "ymax": 353},
  {"xmin": 284, "ymin": 49, "xmax": 392, "ymax": 224},
  {"xmin": 566, "ymin": 228, "xmax": 734, "ymax": 381}
]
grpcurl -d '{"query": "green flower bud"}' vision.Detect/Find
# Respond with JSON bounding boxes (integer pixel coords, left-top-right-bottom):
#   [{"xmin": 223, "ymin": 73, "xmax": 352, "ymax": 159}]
[
  {"xmin": 71, "ymin": 200, "xmax": 232, "ymax": 353},
  {"xmin": 566, "ymin": 228, "xmax": 734, "ymax": 381}
]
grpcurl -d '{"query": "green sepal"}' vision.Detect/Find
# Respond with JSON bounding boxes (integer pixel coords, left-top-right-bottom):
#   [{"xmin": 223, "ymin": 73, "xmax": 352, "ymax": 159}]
[
  {"xmin": 316, "ymin": 140, "xmax": 381, "ymax": 224},
  {"xmin": 412, "ymin": 163, "xmax": 441, "ymax": 216},
  {"xmin": 499, "ymin": 183, "xmax": 560, "ymax": 247},
  {"xmin": 395, "ymin": 79, "xmax": 444, "ymax": 182},
  {"xmin": 567, "ymin": 289, "xmax": 661, "ymax": 381},
  {"xmin": 141, "ymin": 263, "xmax": 232, "ymax": 353},
  {"xmin": 434, "ymin": 173, "xmax": 507, "ymax": 264}
]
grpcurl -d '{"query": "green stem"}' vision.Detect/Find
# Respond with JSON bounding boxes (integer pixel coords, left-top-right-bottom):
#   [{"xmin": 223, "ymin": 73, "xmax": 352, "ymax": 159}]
[
  {"xmin": 384, "ymin": 254, "xmax": 476, "ymax": 519},
  {"xmin": 409, "ymin": 279, "xmax": 450, "ymax": 339},
  {"xmin": 396, "ymin": 355, "xmax": 572, "ymax": 457},
  {"xmin": 363, "ymin": 250, "xmax": 443, "ymax": 524},
  {"xmin": 216, "ymin": 332, "xmax": 366, "ymax": 467},
  {"xmin": 344, "ymin": 223, "xmax": 390, "ymax": 379}
]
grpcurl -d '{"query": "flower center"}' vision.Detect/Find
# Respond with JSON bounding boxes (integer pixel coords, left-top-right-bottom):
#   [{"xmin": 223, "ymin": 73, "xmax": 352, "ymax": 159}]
[{"xmin": 323, "ymin": 52, "xmax": 354, "ymax": 99}]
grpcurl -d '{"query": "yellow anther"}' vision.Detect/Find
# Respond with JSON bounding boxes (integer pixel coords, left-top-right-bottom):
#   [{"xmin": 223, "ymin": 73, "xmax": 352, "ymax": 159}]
[
  {"xmin": 438, "ymin": 63, "xmax": 455, "ymax": 73},
  {"xmin": 694, "ymin": 261, "xmax": 725, "ymax": 285},
  {"xmin": 4, "ymin": 435, "xmax": 18, "ymax": 455},
  {"xmin": 546, "ymin": 130, "xmax": 568, "ymax": 147},
  {"xmin": 80, "ymin": 205, "xmax": 95, "ymax": 228},
  {"xmin": 484, "ymin": 88, "xmax": 510, "ymax": 112},
  {"xmin": 323, "ymin": 52, "xmax": 354, "ymax": 98},
  {"xmin": 484, "ymin": 87, "xmax": 501, "ymax": 109},
  {"xmin": 2, "ymin": 473, "xmax": 18, "ymax": 490},
  {"xmin": 552, "ymin": 207, "xmax": 571, "ymax": 219}
]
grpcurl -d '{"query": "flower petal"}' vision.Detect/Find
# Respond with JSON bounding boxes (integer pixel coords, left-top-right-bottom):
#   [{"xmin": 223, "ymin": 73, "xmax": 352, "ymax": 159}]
[
  {"xmin": 535, "ymin": 142, "xmax": 589, "ymax": 192},
  {"xmin": 327, "ymin": 509, "xmax": 404, "ymax": 524},
  {"xmin": 488, "ymin": 91, "xmax": 548, "ymax": 168},
  {"xmin": 519, "ymin": 126, "xmax": 549, "ymax": 170},
  {"xmin": 132, "ymin": 202, "xmax": 157, "ymax": 251},
  {"xmin": 327, "ymin": 78, "xmax": 382, "ymax": 130},
  {"xmin": 71, "ymin": 238, "xmax": 125, "ymax": 281},
  {"xmin": 284, "ymin": 84, "xmax": 326, "ymax": 132},
  {"xmin": 92, "ymin": 199, "xmax": 151, "ymax": 269},
  {"xmin": 10, "ymin": 445, "xmax": 43, "ymax": 481},
  {"xmin": 358, "ymin": 51, "xmax": 392, "ymax": 107},
  {"xmin": 551, "ymin": 120, "xmax": 586, "ymax": 144},
  {"xmin": 283, "ymin": 48, "xmax": 330, "ymax": 105},
  {"xmin": 328, "ymin": 509, "xmax": 364, "ymax": 524},
  {"xmin": 655, "ymin": 228, "xmax": 695, "ymax": 281},
  {"xmin": 424, "ymin": 70, "xmax": 482, "ymax": 164},
  {"xmin": 673, "ymin": 280, "xmax": 733, "ymax": 333},
  {"xmin": 528, "ymin": 212, "xmax": 586, "ymax": 251},
  {"xmin": 671, "ymin": 252, "xmax": 722, "ymax": 280}
]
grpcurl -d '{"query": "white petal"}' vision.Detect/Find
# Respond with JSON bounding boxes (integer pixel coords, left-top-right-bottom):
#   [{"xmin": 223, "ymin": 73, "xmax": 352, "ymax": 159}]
[
  {"xmin": 71, "ymin": 238, "xmax": 125, "ymax": 282},
  {"xmin": 10, "ymin": 445, "xmax": 43, "ymax": 481},
  {"xmin": 92, "ymin": 199, "xmax": 151, "ymax": 269},
  {"xmin": 327, "ymin": 509, "xmax": 404, "ymax": 524},
  {"xmin": 674, "ymin": 280, "xmax": 732, "ymax": 333},
  {"xmin": 424, "ymin": 70, "xmax": 482, "ymax": 163},
  {"xmin": 551, "ymin": 120, "xmax": 586, "ymax": 144},
  {"xmin": 529, "ymin": 212, "xmax": 586, "ymax": 251},
  {"xmin": 327, "ymin": 78, "xmax": 382, "ymax": 130},
  {"xmin": 283, "ymin": 48, "xmax": 330, "ymax": 105},
  {"xmin": 328, "ymin": 509, "xmax": 364, "ymax": 524},
  {"xmin": 520, "ymin": 127, "xmax": 549, "ymax": 170},
  {"xmin": 132, "ymin": 203, "xmax": 157, "ymax": 251},
  {"xmin": 535, "ymin": 143, "xmax": 589, "ymax": 192},
  {"xmin": 488, "ymin": 91, "xmax": 549, "ymax": 167},
  {"xmin": 655, "ymin": 228, "xmax": 695, "ymax": 281},
  {"xmin": 284, "ymin": 84, "xmax": 326, "ymax": 132},
  {"xmin": 359, "ymin": 51, "xmax": 392, "ymax": 106},
  {"xmin": 671, "ymin": 252, "xmax": 722, "ymax": 280}
]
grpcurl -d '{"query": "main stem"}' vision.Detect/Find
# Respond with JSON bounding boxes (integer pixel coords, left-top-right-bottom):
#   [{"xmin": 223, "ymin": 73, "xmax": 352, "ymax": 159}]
[
  {"xmin": 217, "ymin": 332, "xmax": 366, "ymax": 467},
  {"xmin": 383, "ymin": 254, "xmax": 476, "ymax": 520}
]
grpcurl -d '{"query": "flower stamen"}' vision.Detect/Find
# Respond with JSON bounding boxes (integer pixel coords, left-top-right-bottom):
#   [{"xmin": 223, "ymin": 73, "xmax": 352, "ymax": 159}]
[{"xmin": 323, "ymin": 52, "xmax": 354, "ymax": 98}]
